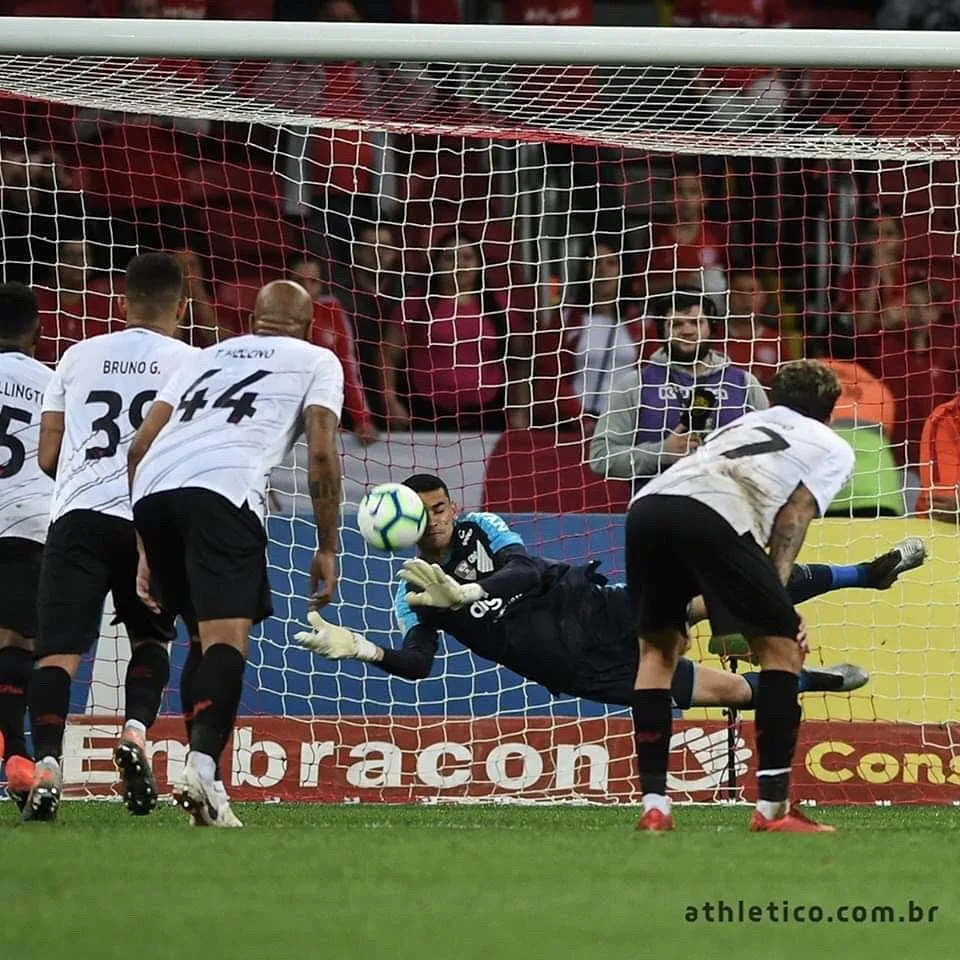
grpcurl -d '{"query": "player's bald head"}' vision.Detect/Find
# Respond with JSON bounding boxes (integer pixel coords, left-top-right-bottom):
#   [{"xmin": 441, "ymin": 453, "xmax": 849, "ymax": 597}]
[{"xmin": 252, "ymin": 280, "xmax": 313, "ymax": 338}]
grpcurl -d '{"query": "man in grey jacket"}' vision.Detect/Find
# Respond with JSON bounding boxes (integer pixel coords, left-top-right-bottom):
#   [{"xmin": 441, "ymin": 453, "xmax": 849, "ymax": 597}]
[{"xmin": 589, "ymin": 290, "xmax": 768, "ymax": 490}]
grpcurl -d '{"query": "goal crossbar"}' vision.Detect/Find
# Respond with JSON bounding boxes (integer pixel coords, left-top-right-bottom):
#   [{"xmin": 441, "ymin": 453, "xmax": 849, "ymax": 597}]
[{"xmin": 1, "ymin": 19, "xmax": 960, "ymax": 69}]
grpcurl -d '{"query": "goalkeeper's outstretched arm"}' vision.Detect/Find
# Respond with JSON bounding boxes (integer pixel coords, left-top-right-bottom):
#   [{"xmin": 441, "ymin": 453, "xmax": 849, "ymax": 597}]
[{"xmin": 295, "ymin": 613, "xmax": 440, "ymax": 681}]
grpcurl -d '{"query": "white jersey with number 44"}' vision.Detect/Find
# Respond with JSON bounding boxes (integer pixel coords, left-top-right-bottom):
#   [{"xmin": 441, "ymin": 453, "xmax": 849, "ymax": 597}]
[
  {"xmin": 43, "ymin": 327, "xmax": 198, "ymax": 524},
  {"xmin": 634, "ymin": 405, "xmax": 855, "ymax": 547},
  {"xmin": 0, "ymin": 351, "xmax": 53, "ymax": 542},
  {"xmin": 131, "ymin": 334, "xmax": 344, "ymax": 521}
]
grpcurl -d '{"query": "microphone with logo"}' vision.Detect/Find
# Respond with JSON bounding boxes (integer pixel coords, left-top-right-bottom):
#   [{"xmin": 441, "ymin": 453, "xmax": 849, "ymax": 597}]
[{"xmin": 680, "ymin": 386, "xmax": 718, "ymax": 436}]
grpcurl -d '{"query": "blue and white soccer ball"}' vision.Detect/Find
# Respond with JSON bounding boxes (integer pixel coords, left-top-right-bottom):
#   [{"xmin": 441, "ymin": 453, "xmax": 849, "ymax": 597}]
[{"xmin": 357, "ymin": 482, "xmax": 427, "ymax": 551}]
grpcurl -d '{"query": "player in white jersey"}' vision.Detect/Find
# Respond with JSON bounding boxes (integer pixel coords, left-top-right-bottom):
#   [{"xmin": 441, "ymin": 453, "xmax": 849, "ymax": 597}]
[
  {"xmin": 129, "ymin": 280, "xmax": 344, "ymax": 827},
  {"xmin": 0, "ymin": 284, "xmax": 53, "ymax": 809},
  {"xmin": 23, "ymin": 253, "xmax": 196, "ymax": 824},
  {"xmin": 625, "ymin": 360, "xmax": 855, "ymax": 834}
]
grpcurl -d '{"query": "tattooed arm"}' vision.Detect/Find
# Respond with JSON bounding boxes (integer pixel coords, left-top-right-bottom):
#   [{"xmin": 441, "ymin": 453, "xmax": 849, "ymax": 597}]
[
  {"xmin": 304, "ymin": 404, "xmax": 342, "ymax": 608},
  {"xmin": 768, "ymin": 483, "xmax": 820, "ymax": 586}
]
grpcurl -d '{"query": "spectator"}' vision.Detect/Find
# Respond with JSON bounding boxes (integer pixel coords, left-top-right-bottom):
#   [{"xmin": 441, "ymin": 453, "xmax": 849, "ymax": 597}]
[
  {"xmin": 287, "ymin": 253, "xmax": 379, "ymax": 445},
  {"xmin": 641, "ymin": 166, "xmax": 728, "ymax": 307},
  {"xmin": 535, "ymin": 237, "xmax": 654, "ymax": 424},
  {"xmin": 720, "ymin": 270, "xmax": 782, "ymax": 386},
  {"xmin": 382, "ymin": 232, "xmax": 528, "ymax": 431},
  {"xmin": 858, "ymin": 276, "xmax": 960, "ymax": 469},
  {"xmin": 917, "ymin": 393, "xmax": 960, "ymax": 521},
  {"xmin": 837, "ymin": 212, "xmax": 908, "ymax": 337},
  {"xmin": 589, "ymin": 289, "xmax": 767, "ymax": 490},
  {"xmin": 330, "ymin": 219, "xmax": 402, "ymax": 420},
  {"xmin": 0, "ymin": 143, "xmax": 86, "ymax": 287},
  {"xmin": 34, "ymin": 238, "xmax": 118, "ymax": 365}
]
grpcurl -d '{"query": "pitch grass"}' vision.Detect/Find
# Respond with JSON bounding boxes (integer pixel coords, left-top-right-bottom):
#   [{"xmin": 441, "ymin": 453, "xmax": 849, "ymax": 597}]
[{"xmin": 2, "ymin": 804, "xmax": 956, "ymax": 960}]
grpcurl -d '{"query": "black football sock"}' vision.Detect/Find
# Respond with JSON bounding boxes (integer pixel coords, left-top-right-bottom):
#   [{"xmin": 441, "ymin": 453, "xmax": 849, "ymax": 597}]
[
  {"xmin": 124, "ymin": 642, "xmax": 170, "ymax": 731},
  {"xmin": 28, "ymin": 665, "xmax": 72, "ymax": 762},
  {"xmin": 631, "ymin": 689, "xmax": 673, "ymax": 797},
  {"xmin": 786, "ymin": 563, "xmax": 836, "ymax": 603},
  {"xmin": 0, "ymin": 646, "xmax": 33, "ymax": 759},
  {"xmin": 188, "ymin": 644, "xmax": 246, "ymax": 767},
  {"xmin": 755, "ymin": 670, "xmax": 801, "ymax": 807},
  {"xmin": 181, "ymin": 641, "xmax": 221, "ymax": 781}
]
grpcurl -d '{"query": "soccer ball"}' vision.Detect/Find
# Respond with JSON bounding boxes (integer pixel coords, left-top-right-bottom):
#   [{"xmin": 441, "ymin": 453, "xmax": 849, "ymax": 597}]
[{"xmin": 357, "ymin": 482, "xmax": 427, "ymax": 551}]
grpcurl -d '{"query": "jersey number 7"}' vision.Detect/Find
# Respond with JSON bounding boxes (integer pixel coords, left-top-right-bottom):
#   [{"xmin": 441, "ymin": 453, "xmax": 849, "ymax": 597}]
[
  {"xmin": 709, "ymin": 424, "xmax": 791, "ymax": 460},
  {"xmin": 177, "ymin": 369, "xmax": 270, "ymax": 424}
]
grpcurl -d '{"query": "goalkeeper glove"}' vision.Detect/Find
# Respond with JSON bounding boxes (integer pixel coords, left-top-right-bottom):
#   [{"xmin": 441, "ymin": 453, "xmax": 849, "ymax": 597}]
[
  {"xmin": 398, "ymin": 558, "xmax": 487, "ymax": 610},
  {"xmin": 294, "ymin": 611, "xmax": 380, "ymax": 662}
]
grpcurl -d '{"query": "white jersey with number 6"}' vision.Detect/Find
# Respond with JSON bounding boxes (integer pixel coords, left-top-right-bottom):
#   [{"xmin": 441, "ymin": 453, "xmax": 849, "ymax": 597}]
[
  {"xmin": 634, "ymin": 405, "xmax": 855, "ymax": 547},
  {"xmin": 43, "ymin": 328, "xmax": 197, "ymax": 524},
  {"xmin": 0, "ymin": 351, "xmax": 53, "ymax": 542},
  {"xmin": 131, "ymin": 334, "xmax": 344, "ymax": 521}
]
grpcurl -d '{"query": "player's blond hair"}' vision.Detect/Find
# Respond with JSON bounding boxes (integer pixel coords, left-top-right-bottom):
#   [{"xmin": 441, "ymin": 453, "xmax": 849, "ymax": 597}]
[{"xmin": 769, "ymin": 360, "xmax": 842, "ymax": 424}]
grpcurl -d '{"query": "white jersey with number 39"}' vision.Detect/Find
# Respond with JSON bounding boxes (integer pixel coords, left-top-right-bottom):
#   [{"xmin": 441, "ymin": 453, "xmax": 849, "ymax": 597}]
[
  {"xmin": 131, "ymin": 334, "xmax": 344, "ymax": 521},
  {"xmin": 0, "ymin": 351, "xmax": 53, "ymax": 542},
  {"xmin": 634, "ymin": 405, "xmax": 855, "ymax": 547},
  {"xmin": 43, "ymin": 328, "xmax": 198, "ymax": 524}
]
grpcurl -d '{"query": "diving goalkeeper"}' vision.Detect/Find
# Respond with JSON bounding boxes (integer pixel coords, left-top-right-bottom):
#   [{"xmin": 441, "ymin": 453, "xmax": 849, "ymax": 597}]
[{"xmin": 297, "ymin": 474, "xmax": 925, "ymax": 711}]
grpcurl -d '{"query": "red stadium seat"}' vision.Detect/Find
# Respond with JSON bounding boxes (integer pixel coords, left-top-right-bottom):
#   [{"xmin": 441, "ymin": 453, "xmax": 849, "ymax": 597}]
[{"xmin": 482, "ymin": 427, "xmax": 631, "ymax": 514}]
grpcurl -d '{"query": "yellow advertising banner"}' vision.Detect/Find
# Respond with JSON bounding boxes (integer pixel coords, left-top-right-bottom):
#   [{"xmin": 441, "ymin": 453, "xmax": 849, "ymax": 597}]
[{"xmin": 688, "ymin": 517, "xmax": 960, "ymax": 725}]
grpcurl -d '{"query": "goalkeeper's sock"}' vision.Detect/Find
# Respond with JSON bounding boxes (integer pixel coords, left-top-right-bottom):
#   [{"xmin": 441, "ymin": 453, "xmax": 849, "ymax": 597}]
[
  {"xmin": 188, "ymin": 644, "xmax": 246, "ymax": 764},
  {"xmin": 181, "ymin": 641, "xmax": 221, "ymax": 781},
  {"xmin": 124, "ymin": 641, "xmax": 170, "ymax": 730},
  {"xmin": 631, "ymin": 688, "xmax": 673, "ymax": 799},
  {"xmin": 27, "ymin": 665, "xmax": 72, "ymax": 763},
  {"xmin": 755, "ymin": 670, "xmax": 800, "ymax": 820},
  {"xmin": 787, "ymin": 563, "xmax": 836, "ymax": 603},
  {"xmin": 0, "ymin": 646, "xmax": 33, "ymax": 759}
]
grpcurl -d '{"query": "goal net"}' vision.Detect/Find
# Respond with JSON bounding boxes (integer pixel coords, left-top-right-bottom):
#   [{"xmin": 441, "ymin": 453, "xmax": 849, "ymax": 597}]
[{"xmin": 2, "ymin": 20, "xmax": 958, "ymax": 805}]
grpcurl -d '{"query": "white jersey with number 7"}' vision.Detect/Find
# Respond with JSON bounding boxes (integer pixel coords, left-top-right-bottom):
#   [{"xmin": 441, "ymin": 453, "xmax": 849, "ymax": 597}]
[
  {"xmin": 632, "ymin": 405, "xmax": 855, "ymax": 547},
  {"xmin": 131, "ymin": 334, "xmax": 344, "ymax": 522}
]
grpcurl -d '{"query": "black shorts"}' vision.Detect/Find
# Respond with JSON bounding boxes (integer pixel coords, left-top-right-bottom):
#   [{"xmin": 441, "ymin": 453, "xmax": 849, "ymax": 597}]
[
  {"xmin": 0, "ymin": 537, "xmax": 43, "ymax": 638},
  {"xmin": 625, "ymin": 494, "xmax": 801, "ymax": 642},
  {"xmin": 36, "ymin": 511, "xmax": 176, "ymax": 658},
  {"xmin": 133, "ymin": 488, "xmax": 272, "ymax": 634}
]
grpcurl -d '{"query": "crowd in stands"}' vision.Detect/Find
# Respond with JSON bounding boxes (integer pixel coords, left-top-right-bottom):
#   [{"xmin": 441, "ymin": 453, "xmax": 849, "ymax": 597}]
[{"xmin": 4, "ymin": 0, "xmax": 960, "ymax": 520}]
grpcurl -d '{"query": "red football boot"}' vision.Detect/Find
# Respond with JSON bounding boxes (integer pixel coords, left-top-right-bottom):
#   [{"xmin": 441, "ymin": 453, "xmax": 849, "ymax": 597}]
[
  {"xmin": 636, "ymin": 807, "xmax": 675, "ymax": 832},
  {"xmin": 750, "ymin": 806, "xmax": 836, "ymax": 833}
]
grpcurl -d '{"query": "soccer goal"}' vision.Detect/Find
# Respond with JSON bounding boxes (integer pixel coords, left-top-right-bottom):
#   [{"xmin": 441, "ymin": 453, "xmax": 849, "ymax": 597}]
[{"xmin": 2, "ymin": 18, "xmax": 958, "ymax": 805}]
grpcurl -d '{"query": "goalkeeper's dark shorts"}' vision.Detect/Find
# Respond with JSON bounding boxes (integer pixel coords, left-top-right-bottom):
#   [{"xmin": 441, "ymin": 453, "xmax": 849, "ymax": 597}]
[{"xmin": 437, "ymin": 562, "xmax": 641, "ymax": 708}]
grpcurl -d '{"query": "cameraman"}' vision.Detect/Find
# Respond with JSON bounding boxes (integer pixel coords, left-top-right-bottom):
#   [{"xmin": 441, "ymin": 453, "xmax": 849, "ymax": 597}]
[{"xmin": 588, "ymin": 289, "xmax": 768, "ymax": 491}]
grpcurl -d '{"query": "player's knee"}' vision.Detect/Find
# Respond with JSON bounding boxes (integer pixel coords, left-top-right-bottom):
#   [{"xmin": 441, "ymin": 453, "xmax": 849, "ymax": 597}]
[
  {"xmin": 641, "ymin": 631, "xmax": 684, "ymax": 664},
  {"xmin": 0, "ymin": 629, "xmax": 32, "ymax": 652},
  {"xmin": 749, "ymin": 635, "xmax": 803, "ymax": 674},
  {"xmin": 34, "ymin": 653, "xmax": 82, "ymax": 677}
]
